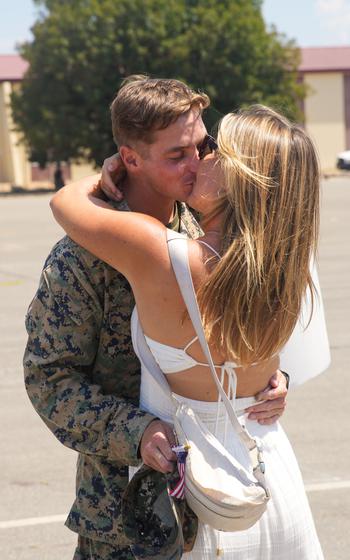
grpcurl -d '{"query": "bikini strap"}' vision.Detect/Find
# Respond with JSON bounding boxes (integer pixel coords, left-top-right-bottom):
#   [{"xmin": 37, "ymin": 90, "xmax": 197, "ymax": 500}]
[
  {"xmin": 183, "ymin": 335, "xmax": 199, "ymax": 352},
  {"xmin": 183, "ymin": 316, "xmax": 222, "ymax": 353},
  {"xmin": 197, "ymin": 239, "xmax": 221, "ymax": 259}
]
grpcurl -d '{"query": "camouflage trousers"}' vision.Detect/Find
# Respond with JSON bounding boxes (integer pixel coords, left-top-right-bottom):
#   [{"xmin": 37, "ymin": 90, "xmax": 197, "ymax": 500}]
[{"xmin": 73, "ymin": 535, "xmax": 134, "ymax": 559}]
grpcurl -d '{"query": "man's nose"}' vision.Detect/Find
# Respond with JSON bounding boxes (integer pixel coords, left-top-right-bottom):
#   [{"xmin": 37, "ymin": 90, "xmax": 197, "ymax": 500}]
[{"xmin": 189, "ymin": 153, "xmax": 200, "ymax": 173}]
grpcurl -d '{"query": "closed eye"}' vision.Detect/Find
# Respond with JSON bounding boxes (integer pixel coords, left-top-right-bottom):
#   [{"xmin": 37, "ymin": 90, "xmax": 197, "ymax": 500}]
[{"xmin": 168, "ymin": 153, "xmax": 185, "ymax": 161}]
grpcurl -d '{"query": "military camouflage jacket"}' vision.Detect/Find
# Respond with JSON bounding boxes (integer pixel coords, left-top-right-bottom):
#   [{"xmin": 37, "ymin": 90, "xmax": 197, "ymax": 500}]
[{"xmin": 23, "ymin": 202, "xmax": 201, "ymax": 551}]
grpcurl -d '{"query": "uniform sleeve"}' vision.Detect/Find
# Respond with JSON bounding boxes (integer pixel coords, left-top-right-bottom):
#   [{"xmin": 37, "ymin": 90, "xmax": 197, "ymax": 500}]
[{"xmin": 23, "ymin": 250, "xmax": 157, "ymax": 467}]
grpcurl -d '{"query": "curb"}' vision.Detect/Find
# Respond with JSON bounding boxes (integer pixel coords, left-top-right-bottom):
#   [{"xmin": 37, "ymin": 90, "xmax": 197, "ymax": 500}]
[
  {"xmin": 0, "ymin": 186, "xmax": 55, "ymax": 197},
  {"xmin": 322, "ymin": 170, "xmax": 350, "ymax": 180}
]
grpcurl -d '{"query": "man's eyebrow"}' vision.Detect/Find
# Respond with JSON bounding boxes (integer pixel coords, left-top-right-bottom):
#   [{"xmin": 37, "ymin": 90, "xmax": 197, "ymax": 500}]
[
  {"xmin": 164, "ymin": 141, "xmax": 204, "ymax": 154},
  {"xmin": 163, "ymin": 145, "xmax": 191, "ymax": 154}
]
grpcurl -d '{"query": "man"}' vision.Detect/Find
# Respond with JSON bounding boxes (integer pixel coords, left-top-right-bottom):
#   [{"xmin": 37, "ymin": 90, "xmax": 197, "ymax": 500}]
[{"xmin": 24, "ymin": 76, "xmax": 288, "ymax": 559}]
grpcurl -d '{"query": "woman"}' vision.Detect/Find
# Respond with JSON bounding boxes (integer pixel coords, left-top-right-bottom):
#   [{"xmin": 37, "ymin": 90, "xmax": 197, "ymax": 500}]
[{"xmin": 51, "ymin": 105, "xmax": 323, "ymax": 559}]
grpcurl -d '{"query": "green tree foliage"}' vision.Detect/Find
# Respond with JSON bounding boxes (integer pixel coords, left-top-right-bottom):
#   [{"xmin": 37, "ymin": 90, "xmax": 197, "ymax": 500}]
[{"xmin": 11, "ymin": 0, "xmax": 304, "ymax": 167}]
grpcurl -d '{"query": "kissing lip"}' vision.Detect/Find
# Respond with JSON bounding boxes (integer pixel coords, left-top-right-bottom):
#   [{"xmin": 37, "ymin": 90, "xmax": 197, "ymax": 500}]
[
  {"xmin": 184, "ymin": 173, "xmax": 197, "ymax": 183},
  {"xmin": 183, "ymin": 176, "xmax": 196, "ymax": 189}
]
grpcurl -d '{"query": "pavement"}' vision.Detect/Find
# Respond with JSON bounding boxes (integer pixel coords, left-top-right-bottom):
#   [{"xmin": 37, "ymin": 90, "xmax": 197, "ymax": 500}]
[{"xmin": 0, "ymin": 177, "xmax": 349, "ymax": 559}]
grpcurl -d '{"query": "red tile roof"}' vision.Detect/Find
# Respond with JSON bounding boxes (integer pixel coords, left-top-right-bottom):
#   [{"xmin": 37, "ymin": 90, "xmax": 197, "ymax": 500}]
[
  {"xmin": 0, "ymin": 55, "xmax": 28, "ymax": 81},
  {"xmin": 300, "ymin": 46, "xmax": 350, "ymax": 73}
]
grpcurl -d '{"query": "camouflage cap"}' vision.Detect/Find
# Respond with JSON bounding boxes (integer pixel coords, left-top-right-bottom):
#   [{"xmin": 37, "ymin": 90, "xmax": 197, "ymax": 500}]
[{"xmin": 122, "ymin": 464, "xmax": 197, "ymax": 559}]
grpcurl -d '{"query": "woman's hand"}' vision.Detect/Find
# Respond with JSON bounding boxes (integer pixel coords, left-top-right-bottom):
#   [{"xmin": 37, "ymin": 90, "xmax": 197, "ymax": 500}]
[
  {"xmin": 245, "ymin": 370, "xmax": 288, "ymax": 425},
  {"xmin": 100, "ymin": 153, "xmax": 126, "ymax": 201}
]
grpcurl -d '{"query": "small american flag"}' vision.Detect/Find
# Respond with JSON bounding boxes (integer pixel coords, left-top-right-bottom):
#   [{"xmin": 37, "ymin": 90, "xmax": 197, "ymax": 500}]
[{"xmin": 169, "ymin": 445, "xmax": 189, "ymax": 500}]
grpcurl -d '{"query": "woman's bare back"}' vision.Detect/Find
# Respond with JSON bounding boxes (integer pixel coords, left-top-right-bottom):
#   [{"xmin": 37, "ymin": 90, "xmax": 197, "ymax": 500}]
[{"xmin": 130, "ymin": 236, "xmax": 279, "ymax": 401}]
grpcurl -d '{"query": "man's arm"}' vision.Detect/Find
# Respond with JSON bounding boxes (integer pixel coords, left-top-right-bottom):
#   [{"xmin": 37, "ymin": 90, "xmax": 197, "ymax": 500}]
[
  {"xmin": 245, "ymin": 370, "xmax": 288, "ymax": 424},
  {"xmin": 24, "ymin": 241, "xmax": 157, "ymax": 466}
]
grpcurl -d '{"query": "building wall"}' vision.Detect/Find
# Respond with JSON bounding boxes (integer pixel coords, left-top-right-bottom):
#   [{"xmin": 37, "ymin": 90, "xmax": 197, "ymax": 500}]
[
  {"xmin": 303, "ymin": 72, "xmax": 346, "ymax": 170},
  {"xmin": 71, "ymin": 161, "xmax": 97, "ymax": 182},
  {"xmin": 0, "ymin": 81, "xmax": 31, "ymax": 186},
  {"xmin": 344, "ymin": 74, "xmax": 350, "ymax": 151},
  {"xmin": 0, "ymin": 83, "xmax": 11, "ymax": 182},
  {"xmin": 0, "ymin": 80, "xmax": 96, "ymax": 189}
]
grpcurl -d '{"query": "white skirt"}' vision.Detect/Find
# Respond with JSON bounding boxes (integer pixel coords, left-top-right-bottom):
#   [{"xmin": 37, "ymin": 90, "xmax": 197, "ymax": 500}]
[{"xmin": 132, "ymin": 371, "xmax": 324, "ymax": 560}]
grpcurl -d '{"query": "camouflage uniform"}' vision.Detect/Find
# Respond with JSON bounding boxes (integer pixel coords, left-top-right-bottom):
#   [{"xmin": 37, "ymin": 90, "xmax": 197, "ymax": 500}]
[{"xmin": 23, "ymin": 202, "xmax": 201, "ymax": 559}]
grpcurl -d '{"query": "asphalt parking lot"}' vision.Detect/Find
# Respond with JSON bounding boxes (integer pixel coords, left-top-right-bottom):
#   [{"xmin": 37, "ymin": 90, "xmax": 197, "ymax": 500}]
[{"xmin": 1, "ymin": 176, "xmax": 349, "ymax": 559}]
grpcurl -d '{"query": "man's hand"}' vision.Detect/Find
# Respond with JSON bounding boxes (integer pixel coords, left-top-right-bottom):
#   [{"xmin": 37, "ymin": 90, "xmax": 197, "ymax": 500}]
[
  {"xmin": 100, "ymin": 153, "xmax": 126, "ymax": 201},
  {"xmin": 140, "ymin": 420, "xmax": 177, "ymax": 473},
  {"xmin": 245, "ymin": 370, "xmax": 288, "ymax": 425}
]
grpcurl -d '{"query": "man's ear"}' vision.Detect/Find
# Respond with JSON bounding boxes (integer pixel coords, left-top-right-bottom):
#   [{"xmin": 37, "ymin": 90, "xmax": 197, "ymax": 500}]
[{"xmin": 119, "ymin": 146, "xmax": 141, "ymax": 170}]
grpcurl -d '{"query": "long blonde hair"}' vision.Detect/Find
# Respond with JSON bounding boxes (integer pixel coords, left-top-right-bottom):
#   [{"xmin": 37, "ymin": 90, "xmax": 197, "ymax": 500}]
[{"xmin": 197, "ymin": 105, "xmax": 320, "ymax": 365}]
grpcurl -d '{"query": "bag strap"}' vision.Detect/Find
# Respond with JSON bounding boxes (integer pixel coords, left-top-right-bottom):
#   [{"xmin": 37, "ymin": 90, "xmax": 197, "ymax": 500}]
[
  {"xmin": 133, "ymin": 307, "xmax": 173, "ymax": 401},
  {"xmin": 166, "ymin": 231, "xmax": 261, "ymax": 460}
]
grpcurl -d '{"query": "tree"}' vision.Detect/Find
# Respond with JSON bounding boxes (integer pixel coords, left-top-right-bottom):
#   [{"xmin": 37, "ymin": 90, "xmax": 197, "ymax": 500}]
[{"xmin": 11, "ymin": 0, "xmax": 304, "ymax": 167}]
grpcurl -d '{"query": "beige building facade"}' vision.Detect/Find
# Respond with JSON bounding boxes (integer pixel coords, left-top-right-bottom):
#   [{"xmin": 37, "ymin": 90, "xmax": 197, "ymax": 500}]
[
  {"xmin": 0, "ymin": 55, "xmax": 95, "ymax": 192},
  {"xmin": 300, "ymin": 46, "xmax": 350, "ymax": 171},
  {"xmin": 0, "ymin": 74, "xmax": 31, "ymax": 188}
]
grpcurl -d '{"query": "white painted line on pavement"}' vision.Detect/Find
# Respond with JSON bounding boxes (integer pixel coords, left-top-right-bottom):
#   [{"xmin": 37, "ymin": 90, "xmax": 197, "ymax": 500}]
[
  {"xmin": 0, "ymin": 514, "xmax": 67, "ymax": 529},
  {"xmin": 305, "ymin": 480, "xmax": 350, "ymax": 492},
  {"xmin": 1, "ymin": 480, "xmax": 350, "ymax": 530}
]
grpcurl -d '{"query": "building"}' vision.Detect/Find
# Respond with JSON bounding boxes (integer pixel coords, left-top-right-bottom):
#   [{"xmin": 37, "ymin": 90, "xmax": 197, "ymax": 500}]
[
  {"xmin": 0, "ymin": 54, "xmax": 95, "ymax": 192},
  {"xmin": 0, "ymin": 55, "xmax": 30, "ymax": 189},
  {"xmin": 299, "ymin": 46, "xmax": 350, "ymax": 171},
  {"xmin": 1, "ymin": 49, "xmax": 350, "ymax": 189}
]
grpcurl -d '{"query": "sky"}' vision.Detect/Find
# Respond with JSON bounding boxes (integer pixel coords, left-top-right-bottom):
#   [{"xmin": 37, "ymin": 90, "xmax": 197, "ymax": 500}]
[{"xmin": 1, "ymin": 0, "xmax": 350, "ymax": 54}]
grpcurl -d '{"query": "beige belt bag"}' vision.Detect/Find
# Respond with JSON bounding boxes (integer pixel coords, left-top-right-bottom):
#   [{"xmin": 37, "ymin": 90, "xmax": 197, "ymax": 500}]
[{"xmin": 173, "ymin": 402, "xmax": 268, "ymax": 531}]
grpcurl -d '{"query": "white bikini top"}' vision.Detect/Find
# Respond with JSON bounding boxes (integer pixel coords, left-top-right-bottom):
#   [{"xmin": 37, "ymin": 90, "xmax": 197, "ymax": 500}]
[
  {"xmin": 144, "ymin": 332, "xmax": 239, "ymax": 374},
  {"xmin": 142, "ymin": 239, "xmax": 239, "ymax": 375}
]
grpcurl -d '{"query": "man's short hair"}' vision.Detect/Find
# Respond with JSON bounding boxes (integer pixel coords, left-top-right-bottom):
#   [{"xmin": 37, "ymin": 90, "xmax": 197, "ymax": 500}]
[{"xmin": 111, "ymin": 75, "xmax": 210, "ymax": 148}]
